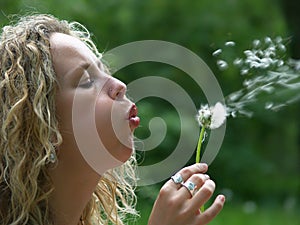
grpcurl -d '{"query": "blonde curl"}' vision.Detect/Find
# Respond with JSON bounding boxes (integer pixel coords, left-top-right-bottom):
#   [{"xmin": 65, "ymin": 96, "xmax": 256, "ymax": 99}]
[{"xmin": 0, "ymin": 14, "xmax": 137, "ymax": 225}]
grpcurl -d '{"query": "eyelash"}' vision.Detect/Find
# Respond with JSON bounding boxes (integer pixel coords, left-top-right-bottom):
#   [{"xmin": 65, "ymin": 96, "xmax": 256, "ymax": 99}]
[{"xmin": 79, "ymin": 78, "xmax": 94, "ymax": 88}]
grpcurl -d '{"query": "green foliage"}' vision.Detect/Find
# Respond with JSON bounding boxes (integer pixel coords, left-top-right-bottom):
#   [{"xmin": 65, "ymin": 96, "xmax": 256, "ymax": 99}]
[
  {"xmin": 209, "ymin": 203, "xmax": 299, "ymax": 225},
  {"xmin": 1, "ymin": 0, "xmax": 299, "ymax": 223}
]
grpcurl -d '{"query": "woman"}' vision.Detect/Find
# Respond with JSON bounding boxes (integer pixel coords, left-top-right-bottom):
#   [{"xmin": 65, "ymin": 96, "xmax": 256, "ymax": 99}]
[{"xmin": 0, "ymin": 14, "xmax": 225, "ymax": 225}]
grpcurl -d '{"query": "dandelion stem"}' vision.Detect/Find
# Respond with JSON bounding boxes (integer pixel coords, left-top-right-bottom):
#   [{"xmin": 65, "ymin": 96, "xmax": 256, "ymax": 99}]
[
  {"xmin": 196, "ymin": 125, "xmax": 206, "ymax": 212},
  {"xmin": 196, "ymin": 126, "xmax": 206, "ymax": 163}
]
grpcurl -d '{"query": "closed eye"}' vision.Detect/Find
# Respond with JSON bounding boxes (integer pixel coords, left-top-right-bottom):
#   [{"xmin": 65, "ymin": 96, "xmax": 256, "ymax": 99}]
[
  {"xmin": 76, "ymin": 60, "xmax": 104, "ymax": 88},
  {"xmin": 79, "ymin": 79, "xmax": 94, "ymax": 88},
  {"xmin": 78, "ymin": 74, "xmax": 94, "ymax": 88}
]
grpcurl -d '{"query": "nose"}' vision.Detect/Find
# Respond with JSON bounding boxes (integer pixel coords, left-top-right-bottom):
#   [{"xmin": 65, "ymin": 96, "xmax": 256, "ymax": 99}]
[{"xmin": 108, "ymin": 77, "xmax": 127, "ymax": 100}]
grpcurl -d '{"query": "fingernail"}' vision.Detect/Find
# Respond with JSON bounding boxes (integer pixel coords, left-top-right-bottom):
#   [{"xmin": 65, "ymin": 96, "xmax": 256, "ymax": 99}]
[
  {"xmin": 204, "ymin": 174, "xmax": 210, "ymax": 179},
  {"xmin": 218, "ymin": 195, "xmax": 225, "ymax": 202},
  {"xmin": 198, "ymin": 163, "xmax": 208, "ymax": 169}
]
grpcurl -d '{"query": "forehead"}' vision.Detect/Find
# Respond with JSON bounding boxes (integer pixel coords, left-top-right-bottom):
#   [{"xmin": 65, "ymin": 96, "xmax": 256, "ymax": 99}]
[{"xmin": 50, "ymin": 33, "xmax": 99, "ymax": 77}]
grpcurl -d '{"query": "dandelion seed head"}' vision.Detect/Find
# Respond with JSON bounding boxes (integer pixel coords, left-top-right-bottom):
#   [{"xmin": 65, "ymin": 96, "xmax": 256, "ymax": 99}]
[
  {"xmin": 196, "ymin": 103, "xmax": 227, "ymax": 129},
  {"xmin": 210, "ymin": 102, "xmax": 227, "ymax": 129},
  {"xmin": 196, "ymin": 105, "xmax": 212, "ymax": 128}
]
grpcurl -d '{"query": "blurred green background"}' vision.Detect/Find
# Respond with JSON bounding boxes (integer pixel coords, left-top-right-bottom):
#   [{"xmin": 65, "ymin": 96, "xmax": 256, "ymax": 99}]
[{"xmin": 1, "ymin": 0, "xmax": 299, "ymax": 224}]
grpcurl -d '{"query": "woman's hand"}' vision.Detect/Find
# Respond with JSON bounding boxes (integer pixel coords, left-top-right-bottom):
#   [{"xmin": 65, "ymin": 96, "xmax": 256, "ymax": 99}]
[{"xmin": 148, "ymin": 163, "xmax": 225, "ymax": 225}]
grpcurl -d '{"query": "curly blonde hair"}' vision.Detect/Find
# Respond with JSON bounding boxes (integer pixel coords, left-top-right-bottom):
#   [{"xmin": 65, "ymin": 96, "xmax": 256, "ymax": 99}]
[{"xmin": 0, "ymin": 14, "xmax": 137, "ymax": 225}]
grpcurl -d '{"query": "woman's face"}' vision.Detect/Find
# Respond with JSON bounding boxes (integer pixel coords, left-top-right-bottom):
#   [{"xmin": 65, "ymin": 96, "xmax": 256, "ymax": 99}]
[{"xmin": 50, "ymin": 33, "xmax": 139, "ymax": 173}]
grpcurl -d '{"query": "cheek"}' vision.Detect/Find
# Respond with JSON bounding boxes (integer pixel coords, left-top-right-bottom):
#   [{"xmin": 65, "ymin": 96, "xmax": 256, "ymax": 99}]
[
  {"xmin": 55, "ymin": 93, "xmax": 74, "ymax": 131},
  {"xmin": 95, "ymin": 100, "xmax": 113, "ymax": 140},
  {"xmin": 94, "ymin": 99, "xmax": 126, "ymax": 145},
  {"xmin": 69, "ymin": 93, "xmax": 127, "ymax": 173},
  {"xmin": 95, "ymin": 99, "xmax": 133, "ymax": 160}
]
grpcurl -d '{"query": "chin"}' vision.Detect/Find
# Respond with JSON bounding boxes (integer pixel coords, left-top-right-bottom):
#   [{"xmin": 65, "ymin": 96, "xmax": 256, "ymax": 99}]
[
  {"xmin": 112, "ymin": 131, "xmax": 135, "ymax": 162},
  {"xmin": 117, "ymin": 145, "xmax": 133, "ymax": 162}
]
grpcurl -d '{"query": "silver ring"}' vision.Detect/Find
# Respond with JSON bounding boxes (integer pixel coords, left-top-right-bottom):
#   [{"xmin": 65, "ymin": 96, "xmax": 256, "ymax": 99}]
[
  {"xmin": 182, "ymin": 181, "xmax": 196, "ymax": 196},
  {"xmin": 171, "ymin": 173, "xmax": 183, "ymax": 184}
]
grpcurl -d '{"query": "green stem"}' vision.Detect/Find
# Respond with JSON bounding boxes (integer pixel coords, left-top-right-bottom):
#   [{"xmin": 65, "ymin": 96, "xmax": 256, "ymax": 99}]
[
  {"xmin": 196, "ymin": 126, "xmax": 206, "ymax": 212},
  {"xmin": 196, "ymin": 126, "xmax": 206, "ymax": 163}
]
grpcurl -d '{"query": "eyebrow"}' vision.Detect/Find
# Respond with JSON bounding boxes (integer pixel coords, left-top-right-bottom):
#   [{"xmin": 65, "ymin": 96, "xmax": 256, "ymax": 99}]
[
  {"xmin": 79, "ymin": 59, "xmax": 102, "ymax": 70},
  {"xmin": 65, "ymin": 59, "xmax": 106, "ymax": 82},
  {"xmin": 64, "ymin": 62, "xmax": 89, "ymax": 82}
]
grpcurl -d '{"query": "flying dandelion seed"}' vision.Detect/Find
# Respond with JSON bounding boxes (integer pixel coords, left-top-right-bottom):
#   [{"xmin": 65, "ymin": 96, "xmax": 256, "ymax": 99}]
[
  {"xmin": 212, "ymin": 36, "xmax": 300, "ymax": 118},
  {"xmin": 195, "ymin": 36, "xmax": 300, "ymax": 175},
  {"xmin": 253, "ymin": 39, "xmax": 261, "ymax": 48},
  {"xmin": 212, "ymin": 49, "xmax": 222, "ymax": 57},
  {"xmin": 217, "ymin": 60, "xmax": 228, "ymax": 70},
  {"xmin": 225, "ymin": 41, "xmax": 236, "ymax": 47}
]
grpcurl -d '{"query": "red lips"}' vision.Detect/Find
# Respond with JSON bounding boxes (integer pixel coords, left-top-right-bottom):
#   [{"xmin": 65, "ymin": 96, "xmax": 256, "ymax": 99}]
[{"xmin": 129, "ymin": 104, "xmax": 140, "ymax": 130}]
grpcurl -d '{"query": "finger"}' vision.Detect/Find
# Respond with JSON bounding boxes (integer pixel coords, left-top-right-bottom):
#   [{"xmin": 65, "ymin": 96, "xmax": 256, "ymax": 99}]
[
  {"xmin": 178, "ymin": 173, "xmax": 210, "ymax": 199},
  {"xmin": 167, "ymin": 163, "xmax": 208, "ymax": 189},
  {"xmin": 197, "ymin": 195, "xmax": 225, "ymax": 224},
  {"xmin": 189, "ymin": 179, "xmax": 216, "ymax": 210},
  {"xmin": 179, "ymin": 163, "xmax": 208, "ymax": 181}
]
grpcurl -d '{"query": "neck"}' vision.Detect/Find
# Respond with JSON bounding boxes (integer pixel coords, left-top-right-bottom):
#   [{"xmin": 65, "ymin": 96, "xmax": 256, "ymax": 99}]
[
  {"xmin": 48, "ymin": 143, "xmax": 101, "ymax": 225},
  {"xmin": 49, "ymin": 173, "xmax": 99, "ymax": 225}
]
